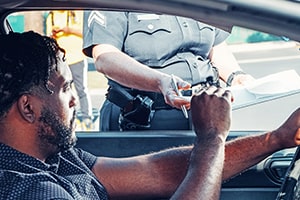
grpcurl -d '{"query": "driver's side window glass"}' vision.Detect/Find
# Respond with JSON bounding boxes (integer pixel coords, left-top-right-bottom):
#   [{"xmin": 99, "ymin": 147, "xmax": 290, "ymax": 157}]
[{"xmin": 6, "ymin": 10, "xmax": 300, "ymax": 133}]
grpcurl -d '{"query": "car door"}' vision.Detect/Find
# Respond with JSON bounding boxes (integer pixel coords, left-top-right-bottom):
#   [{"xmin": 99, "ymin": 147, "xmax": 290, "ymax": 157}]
[{"xmin": 3, "ymin": 2, "xmax": 300, "ymax": 199}]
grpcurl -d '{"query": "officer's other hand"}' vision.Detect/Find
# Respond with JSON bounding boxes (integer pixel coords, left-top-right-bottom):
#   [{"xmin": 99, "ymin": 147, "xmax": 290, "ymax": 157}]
[
  {"xmin": 191, "ymin": 86, "xmax": 232, "ymax": 142},
  {"xmin": 162, "ymin": 75, "xmax": 191, "ymax": 109},
  {"xmin": 232, "ymin": 74, "xmax": 255, "ymax": 86}
]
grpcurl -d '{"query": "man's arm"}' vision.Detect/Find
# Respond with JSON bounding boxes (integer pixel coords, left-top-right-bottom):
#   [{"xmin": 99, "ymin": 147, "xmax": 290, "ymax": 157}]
[
  {"xmin": 92, "ymin": 86, "xmax": 232, "ymax": 199},
  {"xmin": 223, "ymin": 108, "xmax": 300, "ymax": 180},
  {"xmin": 171, "ymin": 86, "xmax": 231, "ymax": 199},
  {"xmin": 92, "ymin": 104, "xmax": 300, "ymax": 199}
]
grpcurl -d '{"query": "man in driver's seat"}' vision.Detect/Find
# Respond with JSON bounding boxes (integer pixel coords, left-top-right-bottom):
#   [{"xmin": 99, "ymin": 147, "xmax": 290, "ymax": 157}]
[{"xmin": 0, "ymin": 31, "xmax": 300, "ymax": 199}]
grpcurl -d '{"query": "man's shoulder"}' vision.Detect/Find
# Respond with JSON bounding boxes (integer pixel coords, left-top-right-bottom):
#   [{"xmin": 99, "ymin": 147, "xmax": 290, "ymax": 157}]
[
  {"xmin": 0, "ymin": 168, "xmax": 73, "ymax": 198},
  {"xmin": 0, "ymin": 170, "xmax": 73, "ymax": 199},
  {"xmin": 61, "ymin": 147, "xmax": 98, "ymax": 169}
]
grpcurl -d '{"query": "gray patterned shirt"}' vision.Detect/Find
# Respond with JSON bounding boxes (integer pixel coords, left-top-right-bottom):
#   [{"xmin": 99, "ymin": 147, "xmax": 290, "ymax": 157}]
[{"xmin": 0, "ymin": 143, "xmax": 108, "ymax": 200}]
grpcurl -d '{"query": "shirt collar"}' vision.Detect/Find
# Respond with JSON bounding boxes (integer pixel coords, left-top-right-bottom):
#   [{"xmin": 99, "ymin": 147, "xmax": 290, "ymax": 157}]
[{"xmin": 0, "ymin": 143, "xmax": 60, "ymax": 173}]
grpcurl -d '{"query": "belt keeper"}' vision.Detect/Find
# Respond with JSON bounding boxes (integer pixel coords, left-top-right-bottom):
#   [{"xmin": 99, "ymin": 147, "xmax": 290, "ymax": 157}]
[{"xmin": 226, "ymin": 70, "xmax": 246, "ymax": 87}]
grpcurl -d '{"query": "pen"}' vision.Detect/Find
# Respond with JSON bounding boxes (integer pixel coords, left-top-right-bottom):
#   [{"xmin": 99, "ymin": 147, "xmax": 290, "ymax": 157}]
[{"xmin": 171, "ymin": 74, "xmax": 189, "ymax": 119}]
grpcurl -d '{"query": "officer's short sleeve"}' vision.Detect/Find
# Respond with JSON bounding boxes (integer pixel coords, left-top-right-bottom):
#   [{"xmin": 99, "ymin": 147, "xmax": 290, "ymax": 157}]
[
  {"xmin": 83, "ymin": 11, "xmax": 128, "ymax": 58},
  {"xmin": 213, "ymin": 27, "xmax": 230, "ymax": 46}
]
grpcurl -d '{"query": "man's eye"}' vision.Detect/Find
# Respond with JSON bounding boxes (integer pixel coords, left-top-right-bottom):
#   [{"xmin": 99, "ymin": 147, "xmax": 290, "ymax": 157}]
[
  {"xmin": 63, "ymin": 85, "xmax": 71, "ymax": 92},
  {"xmin": 63, "ymin": 81, "xmax": 73, "ymax": 92}
]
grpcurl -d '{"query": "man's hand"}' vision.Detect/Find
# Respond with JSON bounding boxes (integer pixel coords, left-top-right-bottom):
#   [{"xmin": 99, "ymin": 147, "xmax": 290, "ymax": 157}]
[
  {"xmin": 171, "ymin": 86, "xmax": 232, "ymax": 199},
  {"xmin": 191, "ymin": 86, "xmax": 232, "ymax": 142},
  {"xmin": 273, "ymin": 107, "xmax": 300, "ymax": 149}
]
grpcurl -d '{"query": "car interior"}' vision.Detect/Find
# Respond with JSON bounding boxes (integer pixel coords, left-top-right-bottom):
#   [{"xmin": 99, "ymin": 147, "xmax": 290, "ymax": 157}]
[{"xmin": 1, "ymin": 0, "xmax": 300, "ymax": 199}]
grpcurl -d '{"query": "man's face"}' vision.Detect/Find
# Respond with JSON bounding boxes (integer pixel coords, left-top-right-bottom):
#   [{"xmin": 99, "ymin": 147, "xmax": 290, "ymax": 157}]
[
  {"xmin": 37, "ymin": 53, "xmax": 77, "ymax": 153},
  {"xmin": 38, "ymin": 106, "xmax": 77, "ymax": 152}
]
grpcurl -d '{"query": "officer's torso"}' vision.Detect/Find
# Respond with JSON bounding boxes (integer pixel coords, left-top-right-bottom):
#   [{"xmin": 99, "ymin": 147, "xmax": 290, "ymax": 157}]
[{"xmin": 124, "ymin": 13, "xmax": 216, "ymax": 68}]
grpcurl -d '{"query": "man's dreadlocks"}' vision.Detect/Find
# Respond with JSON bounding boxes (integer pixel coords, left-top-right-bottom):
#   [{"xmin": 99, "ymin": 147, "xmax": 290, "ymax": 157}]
[{"xmin": 0, "ymin": 31, "xmax": 65, "ymax": 119}]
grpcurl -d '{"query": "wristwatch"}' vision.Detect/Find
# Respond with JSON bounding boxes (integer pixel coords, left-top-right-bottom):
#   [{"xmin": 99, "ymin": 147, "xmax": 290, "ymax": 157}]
[{"xmin": 226, "ymin": 70, "xmax": 246, "ymax": 87}]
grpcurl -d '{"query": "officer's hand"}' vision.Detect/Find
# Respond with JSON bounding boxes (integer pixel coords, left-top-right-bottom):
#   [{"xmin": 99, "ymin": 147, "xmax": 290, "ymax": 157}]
[
  {"xmin": 162, "ymin": 75, "xmax": 191, "ymax": 110},
  {"xmin": 231, "ymin": 74, "xmax": 255, "ymax": 86},
  {"xmin": 191, "ymin": 86, "xmax": 232, "ymax": 141}
]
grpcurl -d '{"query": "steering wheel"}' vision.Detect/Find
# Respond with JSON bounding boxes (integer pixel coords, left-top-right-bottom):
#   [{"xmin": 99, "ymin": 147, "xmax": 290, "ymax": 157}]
[{"xmin": 276, "ymin": 146, "xmax": 300, "ymax": 200}]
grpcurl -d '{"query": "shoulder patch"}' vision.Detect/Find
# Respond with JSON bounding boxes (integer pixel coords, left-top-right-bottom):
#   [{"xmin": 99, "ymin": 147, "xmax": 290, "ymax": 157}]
[{"xmin": 88, "ymin": 11, "xmax": 106, "ymax": 28}]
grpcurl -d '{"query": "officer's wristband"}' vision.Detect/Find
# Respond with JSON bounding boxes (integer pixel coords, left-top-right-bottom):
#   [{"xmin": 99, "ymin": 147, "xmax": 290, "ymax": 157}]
[{"xmin": 226, "ymin": 70, "xmax": 246, "ymax": 87}]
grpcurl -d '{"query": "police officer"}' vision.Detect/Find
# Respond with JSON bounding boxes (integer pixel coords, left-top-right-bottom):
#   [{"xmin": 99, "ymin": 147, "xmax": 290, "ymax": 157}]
[{"xmin": 83, "ymin": 11, "xmax": 254, "ymax": 131}]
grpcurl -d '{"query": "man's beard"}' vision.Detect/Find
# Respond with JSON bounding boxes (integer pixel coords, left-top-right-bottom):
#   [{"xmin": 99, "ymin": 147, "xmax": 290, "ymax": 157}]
[{"xmin": 38, "ymin": 107, "xmax": 77, "ymax": 153}]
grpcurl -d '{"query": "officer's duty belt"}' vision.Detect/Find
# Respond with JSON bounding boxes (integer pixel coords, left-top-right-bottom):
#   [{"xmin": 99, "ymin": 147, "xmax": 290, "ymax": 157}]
[{"xmin": 106, "ymin": 84, "xmax": 173, "ymax": 110}]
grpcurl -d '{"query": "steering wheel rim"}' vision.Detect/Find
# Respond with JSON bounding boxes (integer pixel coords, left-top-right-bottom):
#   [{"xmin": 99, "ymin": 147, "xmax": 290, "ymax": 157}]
[{"xmin": 276, "ymin": 146, "xmax": 300, "ymax": 200}]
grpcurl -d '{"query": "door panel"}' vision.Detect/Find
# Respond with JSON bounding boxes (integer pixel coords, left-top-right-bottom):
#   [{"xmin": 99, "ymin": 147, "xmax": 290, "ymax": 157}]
[{"xmin": 75, "ymin": 131, "xmax": 295, "ymax": 200}]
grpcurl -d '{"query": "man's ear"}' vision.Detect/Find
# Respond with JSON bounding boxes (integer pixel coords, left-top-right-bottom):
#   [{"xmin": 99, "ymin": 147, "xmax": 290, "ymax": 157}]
[{"xmin": 17, "ymin": 95, "xmax": 36, "ymax": 123}]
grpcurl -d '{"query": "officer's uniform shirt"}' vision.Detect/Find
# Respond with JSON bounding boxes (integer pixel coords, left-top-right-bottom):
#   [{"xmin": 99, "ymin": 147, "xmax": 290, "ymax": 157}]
[
  {"xmin": 83, "ymin": 11, "xmax": 230, "ymax": 131},
  {"xmin": 83, "ymin": 11, "xmax": 229, "ymax": 85}
]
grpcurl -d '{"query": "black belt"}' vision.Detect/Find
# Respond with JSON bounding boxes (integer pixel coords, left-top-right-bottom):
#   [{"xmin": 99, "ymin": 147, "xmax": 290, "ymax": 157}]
[
  {"xmin": 106, "ymin": 81, "xmax": 217, "ymax": 111},
  {"xmin": 106, "ymin": 85, "xmax": 172, "ymax": 110}
]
